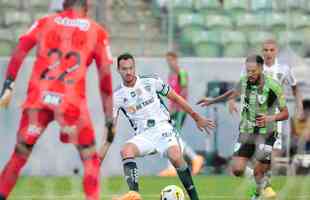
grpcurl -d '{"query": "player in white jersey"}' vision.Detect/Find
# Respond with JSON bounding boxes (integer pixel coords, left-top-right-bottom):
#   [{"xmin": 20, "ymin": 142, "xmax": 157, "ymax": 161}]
[
  {"xmin": 112, "ymin": 53, "xmax": 215, "ymax": 200},
  {"xmin": 230, "ymin": 39, "xmax": 305, "ymax": 199}
]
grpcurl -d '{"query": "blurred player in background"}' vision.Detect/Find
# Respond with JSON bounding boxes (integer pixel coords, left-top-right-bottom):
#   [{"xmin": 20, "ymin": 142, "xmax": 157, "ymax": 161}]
[
  {"xmin": 198, "ymin": 55, "xmax": 289, "ymax": 200},
  {"xmin": 159, "ymin": 52, "xmax": 204, "ymax": 176},
  {"xmin": 0, "ymin": 0, "xmax": 114, "ymax": 200},
  {"xmin": 229, "ymin": 39, "xmax": 305, "ymax": 198},
  {"xmin": 113, "ymin": 53, "xmax": 215, "ymax": 200}
]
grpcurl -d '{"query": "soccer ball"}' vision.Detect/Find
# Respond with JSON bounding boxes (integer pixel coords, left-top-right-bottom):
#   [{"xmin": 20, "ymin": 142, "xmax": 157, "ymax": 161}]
[{"xmin": 160, "ymin": 185, "xmax": 185, "ymax": 200}]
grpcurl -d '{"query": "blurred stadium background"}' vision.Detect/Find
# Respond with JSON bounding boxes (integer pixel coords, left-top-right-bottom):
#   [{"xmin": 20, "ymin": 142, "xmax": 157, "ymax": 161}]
[{"xmin": 1, "ymin": 0, "xmax": 310, "ymax": 199}]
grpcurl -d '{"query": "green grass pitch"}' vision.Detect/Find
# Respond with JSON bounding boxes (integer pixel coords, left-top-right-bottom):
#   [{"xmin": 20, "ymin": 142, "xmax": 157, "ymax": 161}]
[{"xmin": 9, "ymin": 175, "xmax": 310, "ymax": 200}]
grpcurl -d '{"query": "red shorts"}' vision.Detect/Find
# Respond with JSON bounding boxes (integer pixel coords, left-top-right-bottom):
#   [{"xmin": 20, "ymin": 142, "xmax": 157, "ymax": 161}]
[{"xmin": 17, "ymin": 106, "xmax": 95, "ymax": 146}]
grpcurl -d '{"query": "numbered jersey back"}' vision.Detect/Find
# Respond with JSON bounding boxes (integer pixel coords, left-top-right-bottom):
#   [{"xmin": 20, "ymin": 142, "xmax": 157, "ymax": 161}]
[{"xmin": 21, "ymin": 10, "xmax": 112, "ymax": 109}]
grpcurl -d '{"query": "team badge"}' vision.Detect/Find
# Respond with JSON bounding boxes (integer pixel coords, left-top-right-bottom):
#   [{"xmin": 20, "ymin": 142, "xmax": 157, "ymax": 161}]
[
  {"xmin": 130, "ymin": 91, "xmax": 136, "ymax": 97},
  {"xmin": 258, "ymin": 95, "xmax": 267, "ymax": 104}
]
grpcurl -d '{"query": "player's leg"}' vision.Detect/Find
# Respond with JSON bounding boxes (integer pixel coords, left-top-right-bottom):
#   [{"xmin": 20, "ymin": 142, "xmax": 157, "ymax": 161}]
[
  {"xmin": 232, "ymin": 142, "xmax": 254, "ymax": 177},
  {"xmin": 60, "ymin": 109, "xmax": 101, "ymax": 200},
  {"xmin": 167, "ymin": 144, "xmax": 199, "ymax": 200},
  {"xmin": 253, "ymin": 135, "xmax": 276, "ymax": 199},
  {"xmin": 0, "ymin": 109, "xmax": 52, "ymax": 199},
  {"xmin": 174, "ymin": 112, "xmax": 204, "ymax": 175},
  {"xmin": 120, "ymin": 143, "xmax": 140, "ymax": 192},
  {"xmin": 76, "ymin": 143, "xmax": 100, "ymax": 200}
]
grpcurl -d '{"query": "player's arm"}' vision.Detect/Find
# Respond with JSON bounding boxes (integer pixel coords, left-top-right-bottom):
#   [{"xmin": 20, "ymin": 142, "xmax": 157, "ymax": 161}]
[
  {"xmin": 93, "ymin": 30, "xmax": 115, "ymax": 162},
  {"xmin": 256, "ymin": 83, "xmax": 289, "ymax": 127},
  {"xmin": 197, "ymin": 79, "xmax": 242, "ymax": 107},
  {"xmin": 166, "ymin": 89, "xmax": 215, "ymax": 133},
  {"xmin": 0, "ymin": 35, "xmax": 37, "ymax": 108},
  {"xmin": 287, "ymin": 67, "xmax": 304, "ymax": 119}
]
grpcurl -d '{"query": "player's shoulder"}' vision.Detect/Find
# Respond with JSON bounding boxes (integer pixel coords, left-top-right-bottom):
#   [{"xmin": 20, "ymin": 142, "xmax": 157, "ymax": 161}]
[
  {"xmin": 266, "ymin": 75, "xmax": 282, "ymax": 90},
  {"xmin": 113, "ymin": 84, "xmax": 124, "ymax": 96},
  {"xmin": 276, "ymin": 61, "xmax": 291, "ymax": 72},
  {"xmin": 139, "ymin": 74, "xmax": 161, "ymax": 81}
]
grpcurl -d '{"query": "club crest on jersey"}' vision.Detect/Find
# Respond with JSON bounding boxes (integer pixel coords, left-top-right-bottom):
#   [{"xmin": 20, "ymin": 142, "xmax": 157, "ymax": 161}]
[
  {"xmin": 258, "ymin": 95, "xmax": 267, "ymax": 104},
  {"xmin": 54, "ymin": 17, "xmax": 90, "ymax": 31},
  {"xmin": 123, "ymin": 98, "xmax": 128, "ymax": 104},
  {"xmin": 130, "ymin": 91, "xmax": 136, "ymax": 97}
]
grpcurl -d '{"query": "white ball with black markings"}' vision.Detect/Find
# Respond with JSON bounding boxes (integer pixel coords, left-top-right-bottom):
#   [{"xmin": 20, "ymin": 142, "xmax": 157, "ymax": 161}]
[{"xmin": 160, "ymin": 185, "xmax": 185, "ymax": 200}]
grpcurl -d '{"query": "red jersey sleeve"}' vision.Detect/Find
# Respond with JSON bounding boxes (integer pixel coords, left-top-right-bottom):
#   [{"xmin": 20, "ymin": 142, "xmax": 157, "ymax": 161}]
[
  {"xmin": 5, "ymin": 20, "xmax": 43, "ymax": 80},
  {"xmin": 94, "ymin": 28, "xmax": 113, "ymax": 66}
]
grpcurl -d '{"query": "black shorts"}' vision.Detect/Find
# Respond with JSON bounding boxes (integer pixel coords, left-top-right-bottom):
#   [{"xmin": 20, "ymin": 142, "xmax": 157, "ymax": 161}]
[{"xmin": 233, "ymin": 133, "xmax": 276, "ymax": 164}]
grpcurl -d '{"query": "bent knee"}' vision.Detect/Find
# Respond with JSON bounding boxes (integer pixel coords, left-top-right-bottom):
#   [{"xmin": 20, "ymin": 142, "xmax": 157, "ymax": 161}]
[
  {"xmin": 15, "ymin": 141, "xmax": 34, "ymax": 156},
  {"xmin": 232, "ymin": 169, "xmax": 244, "ymax": 177},
  {"xmin": 120, "ymin": 143, "xmax": 138, "ymax": 159}
]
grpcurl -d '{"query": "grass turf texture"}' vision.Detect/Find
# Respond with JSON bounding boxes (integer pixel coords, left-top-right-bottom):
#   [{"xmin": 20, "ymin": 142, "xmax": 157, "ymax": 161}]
[{"xmin": 8, "ymin": 175, "xmax": 310, "ymax": 200}]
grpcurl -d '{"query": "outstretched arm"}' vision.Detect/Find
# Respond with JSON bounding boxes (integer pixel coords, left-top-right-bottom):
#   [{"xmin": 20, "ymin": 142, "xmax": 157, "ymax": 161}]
[
  {"xmin": 0, "ymin": 37, "xmax": 36, "ymax": 108},
  {"xmin": 167, "ymin": 89, "xmax": 215, "ymax": 133},
  {"xmin": 196, "ymin": 89, "xmax": 240, "ymax": 107}
]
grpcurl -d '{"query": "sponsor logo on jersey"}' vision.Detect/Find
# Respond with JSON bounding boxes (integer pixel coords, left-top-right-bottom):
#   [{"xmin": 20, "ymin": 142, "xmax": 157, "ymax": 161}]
[{"xmin": 54, "ymin": 17, "xmax": 90, "ymax": 31}]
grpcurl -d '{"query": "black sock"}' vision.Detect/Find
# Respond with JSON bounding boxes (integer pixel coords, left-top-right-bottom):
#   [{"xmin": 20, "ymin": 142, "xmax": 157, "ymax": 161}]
[
  {"xmin": 122, "ymin": 158, "xmax": 139, "ymax": 191},
  {"xmin": 176, "ymin": 165, "xmax": 199, "ymax": 200}
]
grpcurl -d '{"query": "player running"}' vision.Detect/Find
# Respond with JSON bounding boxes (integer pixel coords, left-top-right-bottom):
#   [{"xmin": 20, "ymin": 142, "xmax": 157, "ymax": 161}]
[
  {"xmin": 197, "ymin": 55, "xmax": 289, "ymax": 200},
  {"xmin": 229, "ymin": 39, "xmax": 305, "ymax": 198},
  {"xmin": 0, "ymin": 1, "xmax": 114, "ymax": 200},
  {"xmin": 112, "ymin": 53, "xmax": 215, "ymax": 200},
  {"xmin": 159, "ymin": 52, "xmax": 204, "ymax": 177}
]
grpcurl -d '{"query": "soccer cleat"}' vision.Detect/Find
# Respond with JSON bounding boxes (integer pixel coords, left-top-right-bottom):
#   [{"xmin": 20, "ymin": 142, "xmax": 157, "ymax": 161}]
[
  {"xmin": 262, "ymin": 186, "xmax": 277, "ymax": 199},
  {"xmin": 191, "ymin": 155, "xmax": 204, "ymax": 175},
  {"xmin": 158, "ymin": 167, "xmax": 177, "ymax": 177},
  {"xmin": 113, "ymin": 191, "xmax": 142, "ymax": 200}
]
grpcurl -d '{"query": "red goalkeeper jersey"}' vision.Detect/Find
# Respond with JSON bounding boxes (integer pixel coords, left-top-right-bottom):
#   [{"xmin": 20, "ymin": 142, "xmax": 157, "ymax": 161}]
[{"xmin": 7, "ymin": 9, "xmax": 113, "ymax": 110}]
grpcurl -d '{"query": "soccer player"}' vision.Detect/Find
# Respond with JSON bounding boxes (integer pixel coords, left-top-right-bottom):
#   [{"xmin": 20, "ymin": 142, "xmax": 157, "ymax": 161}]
[
  {"xmin": 159, "ymin": 52, "xmax": 204, "ymax": 176},
  {"xmin": 113, "ymin": 53, "xmax": 215, "ymax": 200},
  {"xmin": 0, "ymin": 1, "xmax": 114, "ymax": 200},
  {"xmin": 197, "ymin": 55, "xmax": 289, "ymax": 200},
  {"xmin": 228, "ymin": 39, "xmax": 305, "ymax": 198}
]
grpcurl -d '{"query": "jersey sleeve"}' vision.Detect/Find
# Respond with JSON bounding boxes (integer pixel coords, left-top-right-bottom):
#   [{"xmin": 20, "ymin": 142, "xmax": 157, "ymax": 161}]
[
  {"xmin": 94, "ymin": 28, "xmax": 113, "ymax": 66},
  {"xmin": 272, "ymin": 81, "xmax": 287, "ymax": 109},
  {"xmin": 19, "ymin": 19, "xmax": 43, "ymax": 43},
  {"xmin": 286, "ymin": 66, "xmax": 297, "ymax": 86},
  {"xmin": 154, "ymin": 76, "xmax": 170, "ymax": 96}
]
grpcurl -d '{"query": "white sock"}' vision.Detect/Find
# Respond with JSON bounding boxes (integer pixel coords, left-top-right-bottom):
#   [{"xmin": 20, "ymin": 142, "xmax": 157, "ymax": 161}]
[{"xmin": 245, "ymin": 166, "xmax": 254, "ymax": 178}]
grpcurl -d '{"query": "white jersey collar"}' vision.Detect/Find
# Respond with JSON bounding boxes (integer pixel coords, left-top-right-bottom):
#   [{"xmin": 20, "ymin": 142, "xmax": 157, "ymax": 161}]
[
  {"xmin": 264, "ymin": 58, "xmax": 279, "ymax": 69},
  {"xmin": 121, "ymin": 76, "xmax": 140, "ymax": 89}
]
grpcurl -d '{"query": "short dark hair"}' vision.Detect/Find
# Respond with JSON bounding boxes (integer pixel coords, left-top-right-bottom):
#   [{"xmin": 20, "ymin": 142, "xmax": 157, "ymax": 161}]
[
  {"xmin": 117, "ymin": 53, "xmax": 135, "ymax": 68},
  {"xmin": 166, "ymin": 51, "xmax": 178, "ymax": 58},
  {"xmin": 63, "ymin": 0, "xmax": 87, "ymax": 10},
  {"xmin": 246, "ymin": 54, "xmax": 264, "ymax": 67}
]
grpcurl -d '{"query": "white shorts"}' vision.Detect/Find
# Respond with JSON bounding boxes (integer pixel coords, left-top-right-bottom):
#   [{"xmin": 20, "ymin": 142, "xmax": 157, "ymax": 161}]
[{"xmin": 125, "ymin": 122, "xmax": 182, "ymax": 157}]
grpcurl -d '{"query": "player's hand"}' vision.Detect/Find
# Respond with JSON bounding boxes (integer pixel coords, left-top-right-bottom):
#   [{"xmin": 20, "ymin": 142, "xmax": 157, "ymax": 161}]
[
  {"xmin": 98, "ymin": 120, "xmax": 115, "ymax": 164},
  {"xmin": 0, "ymin": 88, "xmax": 13, "ymax": 108},
  {"xmin": 256, "ymin": 114, "xmax": 275, "ymax": 127},
  {"xmin": 194, "ymin": 115, "xmax": 216, "ymax": 134},
  {"xmin": 227, "ymin": 99, "xmax": 238, "ymax": 115},
  {"xmin": 196, "ymin": 97, "xmax": 214, "ymax": 107}
]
